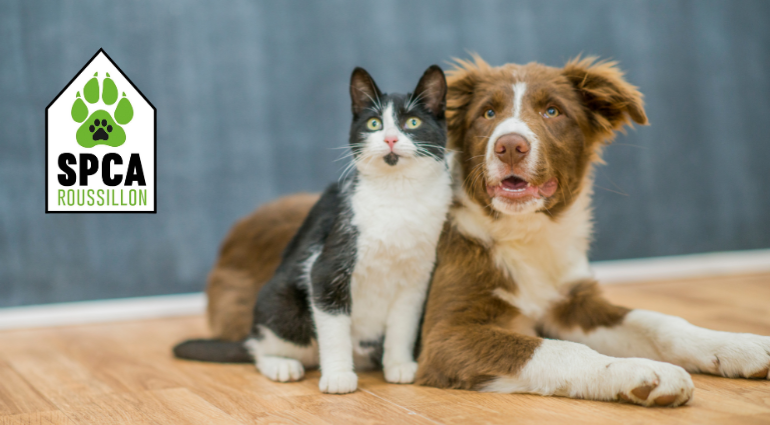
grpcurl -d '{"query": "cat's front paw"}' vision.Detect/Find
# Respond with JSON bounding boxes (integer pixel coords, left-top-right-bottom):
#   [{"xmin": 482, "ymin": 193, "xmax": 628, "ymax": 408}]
[
  {"xmin": 384, "ymin": 361, "xmax": 418, "ymax": 384},
  {"xmin": 319, "ymin": 371, "xmax": 358, "ymax": 394},
  {"xmin": 257, "ymin": 356, "xmax": 305, "ymax": 382}
]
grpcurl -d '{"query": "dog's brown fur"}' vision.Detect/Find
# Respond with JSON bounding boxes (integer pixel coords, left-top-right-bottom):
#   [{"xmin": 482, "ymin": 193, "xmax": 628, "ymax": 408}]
[
  {"xmin": 206, "ymin": 193, "xmax": 318, "ymax": 341},
  {"xmin": 549, "ymin": 280, "xmax": 630, "ymax": 332},
  {"xmin": 415, "ymin": 222, "xmax": 542, "ymax": 389},
  {"xmin": 415, "ymin": 56, "xmax": 646, "ymax": 388}
]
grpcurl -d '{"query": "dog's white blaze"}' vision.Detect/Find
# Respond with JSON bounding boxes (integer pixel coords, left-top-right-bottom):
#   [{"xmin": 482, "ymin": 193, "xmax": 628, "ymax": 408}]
[
  {"xmin": 543, "ymin": 310, "xmax": 770, "ymax": 379},
  {"xmin": 481, "ymin": 339, "xmax": 694, "ymax": 407},
  {"xmin": 484, "ymin": 82, "xmax": 541, "ymax": 183},
  {"xmin": 512, "ymin": 81, "xmax": 527, "ymax": 120}
]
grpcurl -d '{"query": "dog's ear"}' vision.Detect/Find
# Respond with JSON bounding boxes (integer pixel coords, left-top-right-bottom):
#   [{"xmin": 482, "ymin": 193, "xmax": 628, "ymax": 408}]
[
  {"xmin": 413, "ymin": 65, "xmax": 447, "ymax": 118},
  {"xmin": 563, "ymin": 57, "xmax": 648, "ymax": 139},
  {"xmin": 350, "ymin": 67, "xmax": 383, "ymax": 117},
  {"xmin": 446, "ymin": 55, "xmax": 488, "ymax": 148}
]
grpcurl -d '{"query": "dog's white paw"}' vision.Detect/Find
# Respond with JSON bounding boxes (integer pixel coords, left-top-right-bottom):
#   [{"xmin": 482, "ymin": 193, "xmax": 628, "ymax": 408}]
[
  {"xmin": 257, "ymin": 356, "xmax": 305, "ymax": 382},
  {"xmin": 384, "ymin": 361, "xmax": 418, "ymax": 384},
  {"xmin": 319, "ymin": 371, "xmax": 358, "ymax": 394},
  {"xmin": 611, "ymin": 358, "xmax": 694, "ymax": 407},
  {"xmin": 690, "ymin": 333, "xmax": 770, "ymax": 379}
]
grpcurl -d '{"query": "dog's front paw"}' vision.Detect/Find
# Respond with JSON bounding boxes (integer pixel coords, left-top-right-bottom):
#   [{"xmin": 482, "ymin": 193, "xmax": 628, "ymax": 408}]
[
  {"xmin": 384, "ymin": 361, "xmax": 418, "ymax": 384},
  {"xmin": 319, "ymin": 371, "xmax": 358, "ymax": 394},
  {"xmin": 694, "ymin": 333, "xmax": 770, "ymax": 379},
  {"xmin": 613, "ymin": 359, "xmax": 693, "ymax": 407}
]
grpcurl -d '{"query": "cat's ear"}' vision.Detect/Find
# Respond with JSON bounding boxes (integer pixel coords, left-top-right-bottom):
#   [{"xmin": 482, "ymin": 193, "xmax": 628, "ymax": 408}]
[
  {"xmin": 413, "ymin": 65, "xmax": 447, "ymax": 118},
  {"xmin": 350, "ymin": 67, "xmax": 383, "ymax": 117}
]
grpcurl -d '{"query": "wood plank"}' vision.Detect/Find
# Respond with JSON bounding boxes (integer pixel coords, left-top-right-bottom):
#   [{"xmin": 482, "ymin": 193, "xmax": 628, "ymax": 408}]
[
  {"xmin": 0, "ymin": 411, "xmax": 73, "ymax": 425},
  {"xmin": 55, "ymin": 392, "xmax": 152, "ymax": 425},
  {"xmin": 0, "ymin": 361, "xmax": 56, "ymax": 416},
  {"xmin": 112, "ymin": 388, "xmax": 245, "ymax": 425},
  {"xmin": 2, "ymin": 348, "xmax": 114, "ymax": 410},
  {"xmin": 56, "ymin": 388, "xmax": 246, "ymax": 425},
  {"xmin": 43, "ymin": 327, "xmax": 187, "ymax": 394}
]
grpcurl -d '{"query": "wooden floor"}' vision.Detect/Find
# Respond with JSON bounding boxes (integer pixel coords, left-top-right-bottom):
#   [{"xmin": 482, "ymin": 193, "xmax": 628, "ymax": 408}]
[{"xmin": 1, "ymin": 273, "xmax": 769, "ymax": 425}]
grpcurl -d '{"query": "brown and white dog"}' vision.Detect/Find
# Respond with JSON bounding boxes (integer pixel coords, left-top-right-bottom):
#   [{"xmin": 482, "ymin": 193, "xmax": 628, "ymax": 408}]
[
  {"xmin": 414, "ymin": 55, "xmax": 770, "ymax": 406},
  {"xmin": 204, "ymin": 56, "xmax": 770, "ymax": 407}
]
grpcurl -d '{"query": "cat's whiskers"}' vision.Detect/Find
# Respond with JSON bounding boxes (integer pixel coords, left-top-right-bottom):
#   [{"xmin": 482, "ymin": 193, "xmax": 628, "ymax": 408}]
[
  {"xmin": 356, "ymin": 88, "xmax": 383, "ymax": 114},
  {"xmin": 410, "ymin": 140, "xmax": 451, "ymax": 163},
  {"xmin": 330, "ymin": 143, "xmax": 366, "ymax": 150},
  {"xmin": 333, "ymin": 143, "xmax": 367, "ymax": 162},
  {"xmin": 334, "ymin": 152, "xmax": 357, "ymax": 162},
  {"xmin": 405, "ymin": 91, "xmax": 428, "ymax": 112},
  {"xmin": 338, "ymin": 158, "xmax": 359, "ymax": 183},
  {"xmin": 413, "ymin": 147, "xmax": 442, "ymax": 162}
]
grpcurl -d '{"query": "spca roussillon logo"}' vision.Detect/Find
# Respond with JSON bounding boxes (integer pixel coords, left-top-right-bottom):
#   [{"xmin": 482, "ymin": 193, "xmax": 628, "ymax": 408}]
[{"xmin": 46, "ymin": 49, "xmax": 156, "ymax": 213}]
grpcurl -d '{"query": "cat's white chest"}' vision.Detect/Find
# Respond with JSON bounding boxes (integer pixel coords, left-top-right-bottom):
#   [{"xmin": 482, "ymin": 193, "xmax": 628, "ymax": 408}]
[{"xmin": 347, "ymin": 164, "xmax": 452, "ymax": 346}]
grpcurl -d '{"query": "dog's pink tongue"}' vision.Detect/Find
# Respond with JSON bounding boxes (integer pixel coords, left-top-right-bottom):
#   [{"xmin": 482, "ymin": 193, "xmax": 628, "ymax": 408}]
[
  {"xmin": 501, "ymin": 177, "xmax": 528, "ymax": 190},
  {"xmin": 539, "ymin": 179, "xmax": 558, "ymax": 197}
]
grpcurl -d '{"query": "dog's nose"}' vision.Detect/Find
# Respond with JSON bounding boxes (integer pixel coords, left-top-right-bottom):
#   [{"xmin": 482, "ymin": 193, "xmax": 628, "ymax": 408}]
[{"xmin": 494, "ymin": 133, "xmax": 529, "ymax": 166}]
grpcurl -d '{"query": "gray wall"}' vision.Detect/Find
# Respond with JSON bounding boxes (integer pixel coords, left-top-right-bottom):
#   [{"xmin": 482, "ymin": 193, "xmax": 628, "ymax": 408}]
[{"xmin": 1, "ymin": 0, "xmax": 769, "ymax": 307}]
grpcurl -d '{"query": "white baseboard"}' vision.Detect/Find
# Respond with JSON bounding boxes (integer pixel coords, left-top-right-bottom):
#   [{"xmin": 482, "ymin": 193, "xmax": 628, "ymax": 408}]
[
  {"xmin": 593, "ymin": 249, "xmax": 770, "ymax": 284},
  {"xmin": 0, "ymin": 293, "xmax": 205, "ymax": 331},
  {"xmin": 0, "ymin": 249, "xmax": 768, "ymax": 331}
]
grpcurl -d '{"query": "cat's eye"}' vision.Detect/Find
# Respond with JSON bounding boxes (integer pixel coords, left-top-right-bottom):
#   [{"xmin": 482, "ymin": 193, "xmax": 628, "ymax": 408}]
[
  {"xmin": 484, "ymin": 109, "xmax": 496, "ymax": 119},
  {"xmin": 405, "ymin": 117, "xmax": 422, "ymax": 129},
  {"xmin": 543, "ymin": 106, "xmax": 561, "ymax": 118},
  {"xmin": 366, "ymin": 118, "xmax": 382, "ymax": 131}
]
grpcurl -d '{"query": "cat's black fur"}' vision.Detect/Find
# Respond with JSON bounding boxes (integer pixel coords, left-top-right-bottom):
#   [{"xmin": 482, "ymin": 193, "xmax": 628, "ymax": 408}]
[
  {"xmin": 253, "ymin": 182, "xmax": 356, "ymax": 345},
  {"xmin": 174, "ymin": 66, "xmax": 448, "ymax": 364}
]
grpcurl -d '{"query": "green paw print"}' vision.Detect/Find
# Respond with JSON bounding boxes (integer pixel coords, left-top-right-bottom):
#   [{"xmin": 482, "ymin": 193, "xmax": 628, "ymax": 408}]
[{"xmin": 70, "ymin": 72, "xmax": 134, "ymax": 148}]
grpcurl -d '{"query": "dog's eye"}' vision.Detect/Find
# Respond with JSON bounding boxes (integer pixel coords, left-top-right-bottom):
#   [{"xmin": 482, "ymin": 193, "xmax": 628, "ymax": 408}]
[
  {"xmin": 405, "ymin": 117, "xmax": 422, "ymax": 129},
  {"xmin": 543, "ymin": 107, "xmax": 561, "ymax": 118},
  {"xmin": 484, "ymin": 109, "xmax": 496, "ymax": 119},
  {"xmin": 366, "ymin": 118, "xmax": 382, "ymax": 131}
]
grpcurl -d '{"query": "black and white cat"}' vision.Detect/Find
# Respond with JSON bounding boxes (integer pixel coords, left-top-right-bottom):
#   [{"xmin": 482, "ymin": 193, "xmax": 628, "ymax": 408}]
[{"xmin": 175, "ymin": 66, "xmax": 452, "ymax": 394}]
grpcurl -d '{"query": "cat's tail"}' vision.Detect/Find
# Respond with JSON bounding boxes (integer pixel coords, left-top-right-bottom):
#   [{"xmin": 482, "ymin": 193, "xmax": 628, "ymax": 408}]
[{"xmin": 172, "ymin": 338, "xmax": 252, "ymax": 363}]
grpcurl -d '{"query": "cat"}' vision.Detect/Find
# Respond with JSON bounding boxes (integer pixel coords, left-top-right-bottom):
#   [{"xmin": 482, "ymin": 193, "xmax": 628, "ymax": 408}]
[{"xmin": 174, "ymin": 65, "xmax": 453, "ymax": 394}]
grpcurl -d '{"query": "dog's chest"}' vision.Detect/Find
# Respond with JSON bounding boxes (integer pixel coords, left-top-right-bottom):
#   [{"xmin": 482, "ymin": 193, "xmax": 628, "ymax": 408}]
[
  {"xmin": 491, "ymin": 240, "xmax": 589, "ymax": 320},
  {"xmin": 347, "ymin": 173, "xmax": 451, "ymax": 342},
  {"xmin": 453, "ymin": 196, "xmax": 593, "ymax": 322}
]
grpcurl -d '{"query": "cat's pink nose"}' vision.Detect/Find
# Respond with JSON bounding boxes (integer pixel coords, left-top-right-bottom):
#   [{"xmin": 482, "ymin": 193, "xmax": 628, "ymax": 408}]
[{"xmin": 384, "ymin": 136, "xmax": 398, "ymax": 150}]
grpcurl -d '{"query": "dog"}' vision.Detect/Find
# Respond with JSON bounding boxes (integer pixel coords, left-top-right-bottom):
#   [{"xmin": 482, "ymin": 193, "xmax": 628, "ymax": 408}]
[
  {"xmin": 413, "ymin": 55, "xmax": 770, "ymax": 406},
  {"xmin": 203, "ymin": 56, "xmax": 770, "ymax": 407}
]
